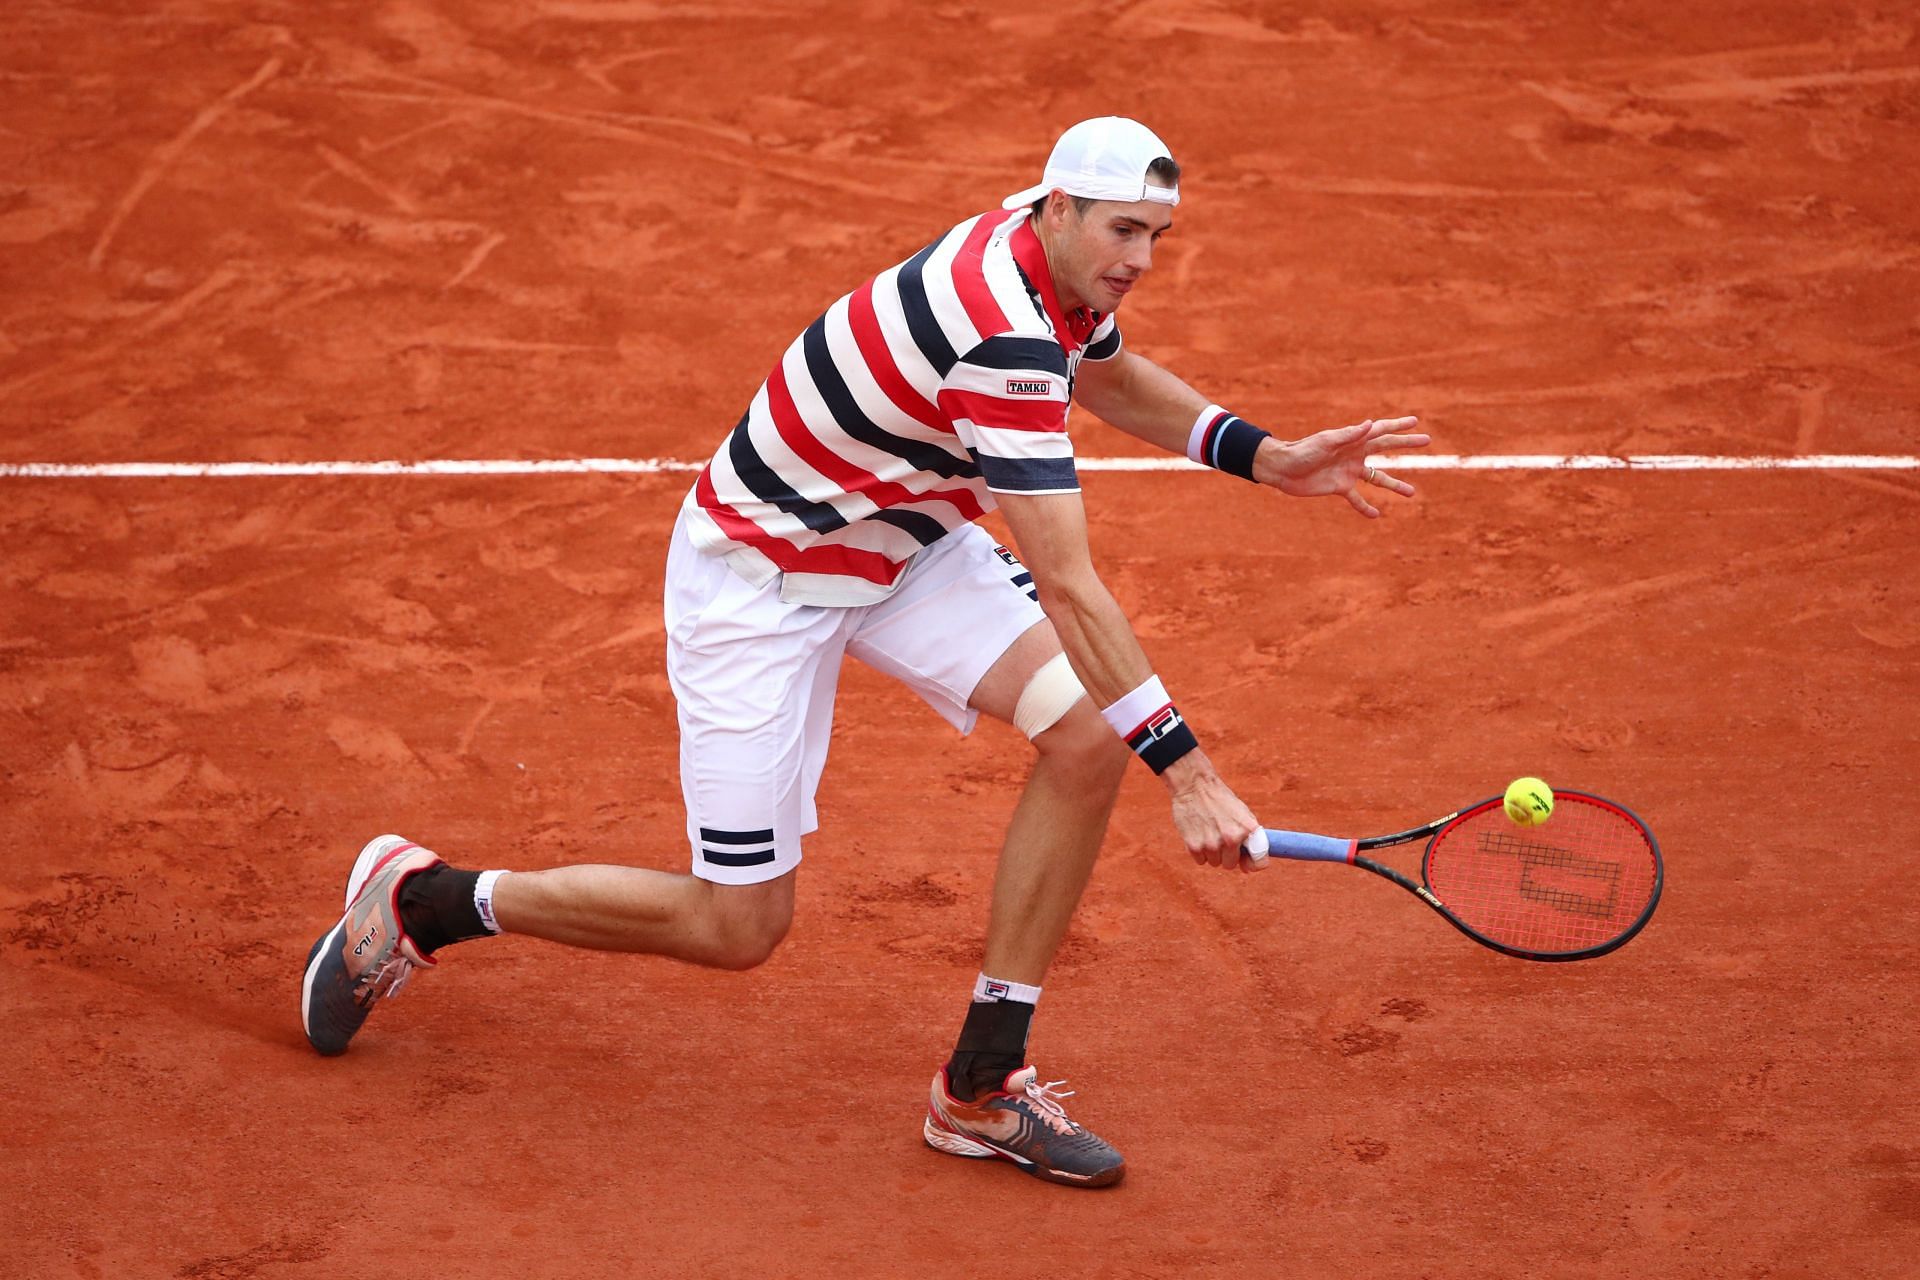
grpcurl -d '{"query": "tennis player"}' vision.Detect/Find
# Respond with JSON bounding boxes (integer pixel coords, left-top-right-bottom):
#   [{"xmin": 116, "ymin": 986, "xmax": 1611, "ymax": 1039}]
[{"xmin": 301, "ymin": 116, "xmax": 1427, "ymax": 1188}]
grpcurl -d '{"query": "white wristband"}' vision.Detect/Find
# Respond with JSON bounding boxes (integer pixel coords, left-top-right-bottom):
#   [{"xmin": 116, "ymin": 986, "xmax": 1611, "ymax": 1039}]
[
  {"xmin": 1185, "ymin": 404, "xmax": 1228, "ymax": 464},
  {"xmin": 1101, "ymin": 674, "xmax": 1172, "ymax": 738}
]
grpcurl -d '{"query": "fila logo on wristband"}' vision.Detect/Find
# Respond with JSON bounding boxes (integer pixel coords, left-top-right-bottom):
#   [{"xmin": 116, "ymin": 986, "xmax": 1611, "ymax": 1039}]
[
  {"xmin": 1146, "ymin": 706, "xmax": 1182, "ymax": 737},
  {"xmin": 1124, "ymin": 703, "xmax": 1197, "ymax": 769},
  {"xmin": 1102, "ymin": 675, "xmax": 1201, "ymax": 775}
]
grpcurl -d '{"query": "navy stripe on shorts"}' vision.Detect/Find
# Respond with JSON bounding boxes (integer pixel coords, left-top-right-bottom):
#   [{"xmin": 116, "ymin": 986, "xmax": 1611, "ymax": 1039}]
[{"xmin": 699, "ymin": 826, "xmax": 777, "ymax": 868}]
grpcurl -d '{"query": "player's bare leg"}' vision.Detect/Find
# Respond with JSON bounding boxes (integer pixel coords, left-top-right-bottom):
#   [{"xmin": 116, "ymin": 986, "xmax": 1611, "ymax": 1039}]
[
  {"xmin": 489, "ymin": 866, "xmax": 793, "ymax": 971},
  {"xmin": 967, "ymin": 624, "xmax": 1128, "ymax": 987},
  {"xmin": 920, "ymin": 619, "xmax": 1131, "ymax": 1186},
  {"xmin": 301, "ymin": 840, "xmax": 795, "ymax": 1054},
  {"xmin": 976, "ymin": 716, "xmax": 1123, "ymax": 972}
]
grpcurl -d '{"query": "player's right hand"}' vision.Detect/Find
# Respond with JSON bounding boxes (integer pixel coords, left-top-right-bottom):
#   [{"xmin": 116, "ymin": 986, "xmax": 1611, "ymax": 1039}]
[{"xmin": 1162, "ymin": 752, "xmax": 1267, "ymax": 873}]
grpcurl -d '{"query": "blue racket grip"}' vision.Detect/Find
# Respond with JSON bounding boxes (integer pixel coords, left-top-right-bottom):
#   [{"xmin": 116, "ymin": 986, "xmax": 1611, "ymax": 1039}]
[{"xmin": 1259, "ymin": 828, "xmax": 1355, "ymax": 863}]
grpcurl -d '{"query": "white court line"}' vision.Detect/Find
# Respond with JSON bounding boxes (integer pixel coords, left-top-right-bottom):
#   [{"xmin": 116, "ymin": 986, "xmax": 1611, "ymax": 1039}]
[{"xmin": 0, "ymin": 454, "xmax": 1915, "ymax": 478}]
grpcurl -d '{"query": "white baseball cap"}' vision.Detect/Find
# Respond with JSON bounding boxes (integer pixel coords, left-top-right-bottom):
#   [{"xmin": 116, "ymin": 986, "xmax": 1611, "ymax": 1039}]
[{"xmin": 1001, "ymin": 116, "xmax": 1180, "ymax": 211}]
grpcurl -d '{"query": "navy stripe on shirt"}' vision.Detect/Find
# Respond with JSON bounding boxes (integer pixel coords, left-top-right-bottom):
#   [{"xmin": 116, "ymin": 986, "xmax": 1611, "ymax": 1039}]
[
  {"xmin": 972, "ymin": 452, "xmax": 1080, "ymax": 493},
  {"xmin": 960, "ymin": 334, "xmax": 1070, "ymax": 376},
  {"xmin": 802, "ymin": 315, "xmax": 969, "ymax": 480},
  {"xmin": 867, "ymin": 507, "xmax": 952, "ymax": 546},
  {"xmin": 728, "ymin": 417, "xmax": 849, "ymax": 534},
  {"xmin": 895, "ymin": 238, "xmax": 959, "ymax": 376}
]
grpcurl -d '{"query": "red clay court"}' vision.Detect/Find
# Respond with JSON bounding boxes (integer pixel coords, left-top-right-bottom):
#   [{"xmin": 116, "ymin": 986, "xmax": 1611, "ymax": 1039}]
[{"xmin": 3, "ymin": 2, "xmax": 1916, "ymax": 1276}]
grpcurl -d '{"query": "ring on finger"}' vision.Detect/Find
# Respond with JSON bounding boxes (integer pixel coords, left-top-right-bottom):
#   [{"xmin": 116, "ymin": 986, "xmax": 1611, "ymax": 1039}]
[{"xmin": 1364, "ymin": 465, "xmax": 1379, "ymax": 485}]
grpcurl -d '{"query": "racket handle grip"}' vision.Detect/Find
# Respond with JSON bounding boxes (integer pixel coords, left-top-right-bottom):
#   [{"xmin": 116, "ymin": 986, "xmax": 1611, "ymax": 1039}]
[{"xmin": 1261, "ymin": 828, "xmax": 1355, "ymax": 863}]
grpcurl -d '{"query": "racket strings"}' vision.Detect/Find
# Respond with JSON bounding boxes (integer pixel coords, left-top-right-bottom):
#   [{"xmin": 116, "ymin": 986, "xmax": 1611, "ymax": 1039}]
[{"xmin": 1425, "ymin": 797, "xmax": 1657, "ymax": 955}]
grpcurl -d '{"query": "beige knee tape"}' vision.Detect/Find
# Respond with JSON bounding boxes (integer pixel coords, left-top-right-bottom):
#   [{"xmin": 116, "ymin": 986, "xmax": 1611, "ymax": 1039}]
[{"xmin": 1013, "ymin": 652, "xmax": 1088, "ymax": 741}]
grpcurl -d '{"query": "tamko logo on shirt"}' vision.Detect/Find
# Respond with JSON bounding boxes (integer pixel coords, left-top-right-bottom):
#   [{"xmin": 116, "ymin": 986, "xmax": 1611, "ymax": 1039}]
[{"xmin": 1005, "ymin": 379, "xmax": 1051, "ymax": 396}]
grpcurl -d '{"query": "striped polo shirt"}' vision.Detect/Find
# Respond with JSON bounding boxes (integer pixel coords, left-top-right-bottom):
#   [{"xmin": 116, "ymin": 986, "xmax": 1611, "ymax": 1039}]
[{"xmin": 683, "ymin": 207, "xmax": 1122, "ymax": 605}]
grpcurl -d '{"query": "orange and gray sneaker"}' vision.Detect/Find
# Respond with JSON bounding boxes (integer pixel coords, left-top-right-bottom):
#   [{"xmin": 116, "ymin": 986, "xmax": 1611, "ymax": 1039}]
[
  {"xmin": 300, "ymin": 835, "xmax": 441, "ymax": 1056},
  {"xmin": 925, "ymin": 1065, "xmax": 1126, "ymax": 1187}
]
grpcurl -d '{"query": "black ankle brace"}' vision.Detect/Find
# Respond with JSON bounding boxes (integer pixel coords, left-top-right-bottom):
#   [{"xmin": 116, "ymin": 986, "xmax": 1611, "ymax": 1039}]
[
  {"xmin": 396, "ymin": 865, "xmax": 487, "ymax": 955},
  {"xmin": 945, "ymin": 998, "xmax": 1034, "ymax": 1100}
]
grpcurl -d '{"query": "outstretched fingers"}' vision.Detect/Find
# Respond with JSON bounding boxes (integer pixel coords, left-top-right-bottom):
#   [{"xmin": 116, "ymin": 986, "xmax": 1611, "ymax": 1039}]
[
  {"xmin": 1364, "ymin": 468, "xmax": 1417, "ymax": 497},
  {"xmin": 1366, "ymin": 415, "xmax": 1420, "ymax": 434},
  {"xmin": 1330, "ymin": 419, "xmax": 1375, "ymax": 447}
]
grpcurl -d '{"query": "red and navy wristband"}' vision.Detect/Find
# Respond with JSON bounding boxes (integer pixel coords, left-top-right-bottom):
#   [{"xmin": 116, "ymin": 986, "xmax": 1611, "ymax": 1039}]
[
  {"xmin": 1186, "ymin": 405, "xmax": 1271, "ymax": 482},
  {"xmin": 1125, "ymin": 706, "xmax": 1200, "ymax": 774},
  {"xmin": 1101, "ymin": 676, "xmax": 1201, "ymax": 775}
]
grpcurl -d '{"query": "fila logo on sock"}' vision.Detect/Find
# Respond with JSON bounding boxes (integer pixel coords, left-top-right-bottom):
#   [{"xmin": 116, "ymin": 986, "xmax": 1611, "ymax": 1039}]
[{"xmin": 983, "ymin": 980, "xmax": 1011, "ymax": 1000}]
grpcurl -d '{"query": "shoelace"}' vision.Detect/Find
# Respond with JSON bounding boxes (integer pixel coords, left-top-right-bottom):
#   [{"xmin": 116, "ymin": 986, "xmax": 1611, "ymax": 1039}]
[
  {"xmin": 354, "ymin": 954, "xmax": 415, "ymax": 1007},
  {"xmin": 1023, "ymin": 1078, "xmax": 1079, "ymax": 1134}
]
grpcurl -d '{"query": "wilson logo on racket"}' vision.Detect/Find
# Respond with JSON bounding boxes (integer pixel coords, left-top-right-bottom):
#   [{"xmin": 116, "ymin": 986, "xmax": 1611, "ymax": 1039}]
[{"xmin": 1252, "ymin": 789, "xmax": 1663, "ymax": 962}]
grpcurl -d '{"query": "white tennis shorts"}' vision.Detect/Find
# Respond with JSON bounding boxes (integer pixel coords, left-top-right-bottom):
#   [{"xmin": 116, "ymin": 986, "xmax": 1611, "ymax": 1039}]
[{"xmin": 664, "ymin": 512, "xmax": 1046, "ymax": 885}]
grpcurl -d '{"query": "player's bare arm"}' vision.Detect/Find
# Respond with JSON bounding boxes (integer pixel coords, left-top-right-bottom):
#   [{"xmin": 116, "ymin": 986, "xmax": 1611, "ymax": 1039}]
[
  {"xmin": 1074, "ymin": 351, "xmax": 1432, "ymax": 517},
  {"xmin": 1066, "ymin": 348, "xmax": 1206, "ymax": 453},
  {"xmin": 994, "ymin": 487, "xmax": 1264, "ymax": 873}
]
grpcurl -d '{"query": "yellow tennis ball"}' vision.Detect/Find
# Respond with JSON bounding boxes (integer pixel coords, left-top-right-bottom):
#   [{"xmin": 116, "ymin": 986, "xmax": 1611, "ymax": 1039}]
[{"xmin": 1504, "ymin": 777, "xmax": 1554, "ymax": 826}]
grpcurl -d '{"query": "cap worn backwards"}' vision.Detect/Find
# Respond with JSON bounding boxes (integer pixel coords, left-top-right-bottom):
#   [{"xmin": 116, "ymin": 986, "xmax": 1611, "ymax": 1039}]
[{"xmin": 1001, "ymin": 116, "xmax": 1180, "ymax": 211}]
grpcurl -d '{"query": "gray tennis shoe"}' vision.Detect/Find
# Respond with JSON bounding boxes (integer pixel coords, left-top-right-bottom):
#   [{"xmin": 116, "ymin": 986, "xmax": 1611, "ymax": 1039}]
[
  {"xmin": 300, "ymin": 835, "xmax": 441, "ymax": 1056},
  {"xmin": 925, "ymin": 1065, "xmax": 1126, "ymax": 1187}
]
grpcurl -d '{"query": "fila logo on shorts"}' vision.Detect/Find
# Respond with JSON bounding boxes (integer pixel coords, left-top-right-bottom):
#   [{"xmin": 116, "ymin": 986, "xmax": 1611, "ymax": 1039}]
[
  {"xmin": 991, "ymin": 545, "xmax": 1038, "ymax": 602},
  {"xmin": 684, "ymin": 209, "xmax": 1124, "ymax": 607}
]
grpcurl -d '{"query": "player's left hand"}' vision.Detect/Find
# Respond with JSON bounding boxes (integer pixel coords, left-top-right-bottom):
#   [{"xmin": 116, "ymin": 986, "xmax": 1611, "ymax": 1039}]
[{"xmin": 1253, "ymin": 416, "xmax": 1428, "ymax": 517}]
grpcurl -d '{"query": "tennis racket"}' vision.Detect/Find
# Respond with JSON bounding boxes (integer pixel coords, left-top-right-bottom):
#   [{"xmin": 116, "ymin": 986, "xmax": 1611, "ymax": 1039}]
[{"xmin": 1250, "ymin": 790, "xmax": 1662, "ymax": 961}]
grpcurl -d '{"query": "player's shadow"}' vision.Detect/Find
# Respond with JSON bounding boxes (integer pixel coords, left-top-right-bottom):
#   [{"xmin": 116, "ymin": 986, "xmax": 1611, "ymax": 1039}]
[{"xmin": 2, "ymin": 868, "xmax": 307, "ymax": 1048}]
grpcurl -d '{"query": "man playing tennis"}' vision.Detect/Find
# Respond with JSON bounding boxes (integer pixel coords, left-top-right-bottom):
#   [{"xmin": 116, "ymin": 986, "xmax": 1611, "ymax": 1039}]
[{"xmin": 300, "ymin": 116, "xmax": 1426, "ymax": 1188}]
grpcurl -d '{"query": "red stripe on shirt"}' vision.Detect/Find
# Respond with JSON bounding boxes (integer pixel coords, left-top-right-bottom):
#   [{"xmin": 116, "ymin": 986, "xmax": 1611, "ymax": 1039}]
[
  {"xmin": 783, "ymin": 540, "xmax": 905, "ymax": 584},
  {"xmin": 848, "ymin": 279, "xmax": 946, "ymax": 432},
  {"xmin": 906, "ymin": 488, "xmax": 989, "ymax": 521},
  {"xmin": 937, "ymin": 386, "xmax": 1069, "ymax": 433},
  {"xmin": 766, "ymin": 360, "xmax": 885, "ymax": 497},
  {"xmin": 767, "ymin": 361, "xmax": 986, "ymax": 521},
  {"xmin": 696, "ymin": 465, "xmax": 902, "ymax": 586},
  {"xmin": 949, "ymin": 211, "xmax": 1014, "ymax": 339},
  {"xmin": 693, "ymin": 464, "xmax": 777, "ymax": 548}
]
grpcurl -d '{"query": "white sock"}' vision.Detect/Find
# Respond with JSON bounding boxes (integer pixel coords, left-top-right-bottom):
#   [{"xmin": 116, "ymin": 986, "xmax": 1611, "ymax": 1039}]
[
  {"xmin": 474, "ymin": 870, "xmax": 509, "ymax": 934},
  {"xmin": 972, "ymin": 972, "xmax": 1041, "ymax": 1005}
]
